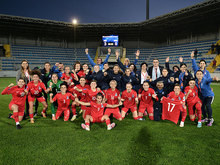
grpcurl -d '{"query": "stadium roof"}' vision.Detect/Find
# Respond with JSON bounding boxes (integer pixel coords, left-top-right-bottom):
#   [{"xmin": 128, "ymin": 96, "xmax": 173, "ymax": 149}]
[{"xmin": 0, "ymin": 0, "xmax": 220, "ymax": 43}]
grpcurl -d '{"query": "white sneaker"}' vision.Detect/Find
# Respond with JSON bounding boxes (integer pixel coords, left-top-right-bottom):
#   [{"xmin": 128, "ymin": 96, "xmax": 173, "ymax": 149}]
[
  {"xmin": 81, "ymin": 123, "xmax": 90, "ymax": 131},
  {"xmin": 179, "ymin": 121, "xmax": 184, "ymax": 127},
  {"xmin": 71, "ymin": 115, "xmax": 77, "ymax": 121},
  {"xmin": 107, "ymin": 125, "xmax": 112, "ymax": 130}
]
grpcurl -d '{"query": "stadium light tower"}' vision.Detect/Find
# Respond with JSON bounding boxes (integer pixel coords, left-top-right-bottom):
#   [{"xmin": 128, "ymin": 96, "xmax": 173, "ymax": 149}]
[
  {"xmin": 146, "ymin": 0, "xmax": 149, "ymax": 20},
  {"xmin": 72, "ymin": 18, "xmax": 78, "ymax": 60}
]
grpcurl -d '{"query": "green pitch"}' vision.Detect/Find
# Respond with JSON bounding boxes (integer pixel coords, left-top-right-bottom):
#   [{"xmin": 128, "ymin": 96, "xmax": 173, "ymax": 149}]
[{"xmin": 0, "ymin": 78, "xmax": 219, "ymax": 165}]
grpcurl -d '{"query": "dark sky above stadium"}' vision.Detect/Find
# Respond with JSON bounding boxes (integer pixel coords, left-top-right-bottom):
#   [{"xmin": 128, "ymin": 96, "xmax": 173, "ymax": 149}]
[{"xmin": 1, "ymin": 0, "xmax": 206, "ymax": 23}]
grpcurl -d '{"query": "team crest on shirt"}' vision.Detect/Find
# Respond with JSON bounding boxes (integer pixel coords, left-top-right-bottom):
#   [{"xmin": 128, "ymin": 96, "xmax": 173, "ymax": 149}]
[
  {"xmin": 178, "ymin": 96, "xmax": 181, "ymax": 100},
  {"xmin": 132, "ymin": 94, "xmax": 134, "ymax": 98},
  {"xmin": 67, "ymin": 96, "xmax": 69, "ymax": 99},
  {"xmin": 115, "ymin": 93, "xmax": 117, "ymax": 96},
  {"xmin": 39, "ymin": 86, "xmax": 41, "ymax": 90},
  {"xmin": 20, "ymin": 92, "xmax": 25, "ymax": 97},
  {"xmin": 149, "ymin": 93, "xmax": 151, "ymax": 96},
  {"xmin": 101, "ymin": 104, "xmax": 104, "ymax": 108}
]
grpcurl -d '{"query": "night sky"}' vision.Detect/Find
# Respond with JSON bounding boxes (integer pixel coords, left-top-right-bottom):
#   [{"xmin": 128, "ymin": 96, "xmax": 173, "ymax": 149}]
[{"xmin": 0, "ymin": 0, "xmax": 205, "ymax": 23}]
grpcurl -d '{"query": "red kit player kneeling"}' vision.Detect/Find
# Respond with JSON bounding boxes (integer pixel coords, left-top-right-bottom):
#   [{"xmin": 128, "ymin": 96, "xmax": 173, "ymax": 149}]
[
  {"xmin": 1, "ymin": 78, "xmax": 27, "ymax": 129},
  {"xmin": 75, "ymin": 93, "xmax": 122, "ymax": 131},
  {"xmin": 121, "ymin": 83, "xmax": 139, "ymax": 120},
  {"xmin": 50, "ymin": 83, "xmax": 75, "ymax": 121}
]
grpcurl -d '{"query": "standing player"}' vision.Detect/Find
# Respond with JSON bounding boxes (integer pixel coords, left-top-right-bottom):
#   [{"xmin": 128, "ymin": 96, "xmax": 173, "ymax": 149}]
[
  {"xmin": 104, "ymin": 80, "xmax": 122, "ymax": 121},
  {"xmin": 50, "ymin": 83, "xmax": 75, "ymax": 121},
  {"xmin": 121, "ymin": 83, "xmax": 139, "ymax": 120},
  {"xmin": 26, "ymin": 70, "xmax": 49, "ymax": 123},
  {"xmin": 164, "ymin": 84, "xmax": 187, "ymax": 127},
  {"xmin": 195, "ymin": 70, "xmax": 218, "ymax": 126},
  {"xmin": 184, "ymin": 79, "xmax": 202, "ymax": 127},
  {"xmin": 1, "ymin": 78, "xmax": 26, "ymax": 129},
  {"xmin": 61, "ymin": 66, "xmax": 78, "ymax": 85},
  {"xmin": 138, "ymin": 81, "xmax": 158, "ymax": 121},
  {"xmin": 75, "ymin": 93, "xmax": 122, "ymax": 131}
]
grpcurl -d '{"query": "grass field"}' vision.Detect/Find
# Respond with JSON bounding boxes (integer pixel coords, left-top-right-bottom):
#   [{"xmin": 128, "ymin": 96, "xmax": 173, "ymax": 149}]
[{"xmin": 0, "ymin": 78, "xmax": 220, "ymax": 165}]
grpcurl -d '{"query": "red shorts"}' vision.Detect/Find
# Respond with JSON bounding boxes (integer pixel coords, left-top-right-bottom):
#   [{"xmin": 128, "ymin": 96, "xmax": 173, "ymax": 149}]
[
  {"xmin": 122, "ymin": 106, "xmax": 137, "ymax": 113},
  {"xmin": 81, "ymin": 105, "xmax": 87, "ymax": 111},
  {"xmin": 187, "ymin": 101, "xmax": 201, "ymax": 116},
  {"xmin": 139, "ymin": 103, "xmax": 153, "ymax": 114},
  {"xmin": 9, "ymin": 102, "xmax": 25, "ymax": 116},
  {"xmin": 91, "ymin": 116, "xmax": 104, "ymax": 123},
  {"xmin": 84, "ymin": 107, "xmax": 91, "ymax": 118},
  {"xmin": 104, "ymin": 108, "xmax": 122, "ymax": 119},
  {"xmin": 28, "ymin": 95, "xmax": 46, "ymax": 103},
  {"xmin": 56, "ymin": 108, "xmax": 70, "ymax": 121}
]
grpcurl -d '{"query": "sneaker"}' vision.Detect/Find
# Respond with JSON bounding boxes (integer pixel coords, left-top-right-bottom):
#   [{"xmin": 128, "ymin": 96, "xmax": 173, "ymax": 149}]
[
  {"xmin": 138, "ymin": 118, "xmax": 145, "ymax": 121},
  {"xmin": 81, "ymin": 123, "xmax": 90, "ymax": 131},
  {"xmin": 210, "ymin": 118, "xmax": 214, "ymax": 124},
  {"xmin": 107, "ymin": 124, "xmax": 112, "ymax": 130},
  {"xmin": 16, "ymin": 124, "xmax": 22, "ymax": 129},
  {"xmin": 52, "ymin": 116, "xmax": 56, "ymax": 121},
  {"xmin": 8, "ymin": 113, "xmax": 12, "ymax": 119},
  {"xmin": 34, "ymin": 112, "xmax": 38, "ymax": 117},
  {"xmin": 207, "ymin": 121, "xmax": 212, "ymax": 127},
  {"xmin": 70, "ymin": 115, "xmax": 77, "ymax": 121},
  {"xmin": 30, "ymin": 118, "xmax": 35, "ymax": 124},
  {"xmin": 201, "ymin": 118, "xmax": 208, "ymax": 123},
  {"xmin": 41, "ymin": 112, "xmax": 46, "ymax": 118},
  {"xmin": 111, "ymin": 123, "xmax": 116, "ymax": 129},
  {"xmin": 179, "ymin": 121, "xmax": 184, "ymax": 127},
  {"xmin": 197, "ymin": 122, "xmax": 202, "ymax": 128}
]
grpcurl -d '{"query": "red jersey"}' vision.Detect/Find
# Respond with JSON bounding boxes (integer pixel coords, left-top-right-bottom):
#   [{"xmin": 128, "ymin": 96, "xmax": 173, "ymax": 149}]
[
  {"xmin": 1, "ymin": 85, "xmax": 26, "ymax": 106},
  {"xmin": 138, "ymin": 88, "xmax": 158, "ymax": 106},
  {"xmin": 27, "ymin": 81, "xmax": 46, "ymax": 97},
  {"xmin": 75, "ymin": 84, "xmax": 90, "ymax": 102},
  {"xmin": 161, "ymin": 97, "xmax": 182, "ymax": 124},
  {"xmin": 90, "ymin": 102, "xmax": 107, "ymax": 118},
  {"xmin": 82, "ymin": 88, "xmax": 104, "ymax": 102},
  {"xmin": 121, "ymin": 89, "xmax": 137, "ymax": 108},
  {"xmin": 167, "ymin": 91, "xmax": 185, "ymax": 103},
  {"xmin": 77, "ymin": 70, "xmax": 92, "ymax": 84},
  {"xmin": 105, "ymin": 88, "xmax": 120, "ymax": 105},
  {"xmin": 61, "ymin": 73, "xmax": 75, "ymax": 82},
  {"xmin": 184, "ymin": 86, "xmax": 201, "ymax": 105},
  {"xmin": 53, "ymin": 93, "xmax": 75, "ymax": 110}
]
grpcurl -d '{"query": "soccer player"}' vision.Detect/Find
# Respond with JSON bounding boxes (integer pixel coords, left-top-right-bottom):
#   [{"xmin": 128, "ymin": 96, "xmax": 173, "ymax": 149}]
[
  {"xmin": 1, "ymin": 78, "xmax": 26, "ymax": 129},
  {"xmin": 195, "ymin": 70, "xmax": 218, "ymax": 126},
  {"xmin": 77, "ymin": 63, "xmax": 92, "ymax": 84},
  {"xmin": 75, "ymin": 93, "xmax": 122, "ymax": 131},
  {"xmin": 163, "ymin": 84, "xmax": 187, "ymax": 127},
  {"xmin": 47, "ymin": 73, "xmax": 63, "ymax": 120},
  {"xmin": 138, "ymin": 81, "xmax": 158, "ymax": 121},
  {"xmin": 25, "ymin": 70, "xmax": 49, "ymax": 123},
  {"xmin": 61, "ymin": 66, "xmax": 78, "ymax": 85},
  {"xmin": 104, "ymin": 80, "xmax": 122, "ymax": 121},
  {"xmin": 69, "ymin": 77, "xmax": 90, "ymax": 121},
  {"xmin": 121, "ymin": 83, "xmax": 139, "ymax": 120},
  {"xmin": 184, "ymin": 79, "xmax": 202, "ymax": 127},
  {"xmin": 50, "ymin": 83, "xmax": 75, "ymax": 121}
]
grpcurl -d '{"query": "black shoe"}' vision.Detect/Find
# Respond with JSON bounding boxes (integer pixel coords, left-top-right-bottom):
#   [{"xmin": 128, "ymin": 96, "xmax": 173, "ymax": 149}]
[
  {"xmin": 16, "ymin": 124, "xmax": 22, "ymax": 129},
  {"xmin": 8, "ymin": 113, "xmax": 12, "ymax": 119}
]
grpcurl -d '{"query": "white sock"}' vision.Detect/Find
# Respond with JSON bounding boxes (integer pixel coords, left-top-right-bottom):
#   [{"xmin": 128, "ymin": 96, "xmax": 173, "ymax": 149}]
[
  {"xmin": 16, "ymin": 122, "xmax": 20, "ymax": 125},
  {"xmin": 52, "ymin": 114, "xmax": 55, "ymax": 117}
]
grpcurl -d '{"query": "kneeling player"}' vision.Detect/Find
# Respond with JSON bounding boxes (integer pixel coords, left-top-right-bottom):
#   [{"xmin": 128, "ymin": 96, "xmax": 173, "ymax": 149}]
[
  {"xmin": 75, "ymin": 93, "xmax": 122, "ymax": 131},
  {"xmin": 50, "ymin": 83, "xmax": 75, "ymax": 121},
  {"xmin": 121, "ymin": 83, "xmax": 138, "ymax": 120},
  {"xmin": 104, "ymin": 80, "xmax": 122, "ymax": 121},
  {"xmin": 185, "ymin": 79, "xmax": 202, "ymax": 128},
  {"xmin": 1, "ymin": 78, "xmax": 26, "ymax": 129},
  {"xmin": 138, "ymin": 81, "xmax": 158, "ymax": 120}
]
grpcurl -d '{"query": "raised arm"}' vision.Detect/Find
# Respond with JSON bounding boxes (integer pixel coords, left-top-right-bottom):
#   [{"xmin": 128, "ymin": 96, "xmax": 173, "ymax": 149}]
[
  {"xmin": 133, "ymin": 50, "xmax": 140, "ymax": 65},
  {"xmin": 1, "ymin": 83, "xmax": 14, "ymax": 95},
  {"xmin": 85, "ymin": 48, "xmax": 96, "ymax": 67},
  {"xmin": 115, "ymin": 50, "xmax": 126, "ymax": 72},
  {"xmin": 102, "ymin": 48, "xmax": 111, "ymax": 65},
  {"xmin": 191, "ymin": 51, "xmax": 199, "ymax": 73},
  {"xmin": 75, "ymin": 98, "xmax": 91, "ymax": 106}
]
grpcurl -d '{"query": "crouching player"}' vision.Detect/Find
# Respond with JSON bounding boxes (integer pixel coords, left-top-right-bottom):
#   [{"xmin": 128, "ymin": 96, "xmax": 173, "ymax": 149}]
[
  {"xmin": 121, "ymin": 83, "xmax": 139, "ymax": 120},
  {"xmin": 26, "ymin": 70, "xmax": 49, "ymax": 123},
  {"xmin": 138, "ymin": 81, "xmax": 158, "ymax": 121},
  {"xmin": 75, "ymin": 93, "xmax": 122, "ymax": 131},
  {"xmin": 1, "ymin": 78, "xmax": 26, "ymax": 129},
  {"xmin": 184, "ymin": 79, "xmax": 202, "ymax": 128},
  {"xmin": 104, "ymin": 80, "xmax": 122, "ymax": 121},
  {"xmin": 165, "ymin": 84, "xmax": 187, "ymax": 127},
  {"xmin": 50, "ymin": 83, "xmax": 75, "ymax": 121}
]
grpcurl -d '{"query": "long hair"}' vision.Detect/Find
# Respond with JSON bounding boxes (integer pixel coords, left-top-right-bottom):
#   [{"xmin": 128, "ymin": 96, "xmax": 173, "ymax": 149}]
[{"xmin": 20, "ymin": 59, "xmax": 31, "ymax": 78}]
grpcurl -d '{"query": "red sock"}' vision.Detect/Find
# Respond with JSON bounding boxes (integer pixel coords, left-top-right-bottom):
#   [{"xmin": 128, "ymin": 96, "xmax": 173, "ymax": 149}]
[
  {"xmin": 85, "ymin": 122, "xmax": 90, "ymax": 126},
  {"xmin": 196, "ymin": 103, "xmax": 202, "ymax": 122},
  {"xmin": 190, "ymin": 118, "xmax": 195, "ymax": 121},
  {"xmin": 29, "ymin": 113, "xmax": 34, "ymax": 119},
  {"xmin": 105, "ymin": 119, "xmax": 111, "ymax": 126},
  {"xmin": 181, "ymin": 110, "xmax": 187, "ymax": 122},
  {"xmin": 122, "ymin": 117, "xmax": 125, "ymax": 119},
  {"xmin": 42, "ymin": 109, "xmax": 46, "ymax": 113},
  {"xmin": 149, "ymin": 116, "xmax": 154, "ymax": 120},
  {"xmin": 13, "ymin": 112, "xmax": 19, "ymax": 123},
  {"xmin": 133, "ymin": 117, "xmax": 138, "ymax": 120},
  {"xmin": 71, "ymin": 106, "xmax": 76, "ymax": 115},
  {"xmin": 138, "ymin": 116, "xmax": 143, "ymax": 119}
]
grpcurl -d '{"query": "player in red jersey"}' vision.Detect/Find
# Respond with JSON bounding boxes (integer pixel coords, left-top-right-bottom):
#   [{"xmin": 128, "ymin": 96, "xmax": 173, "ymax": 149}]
[
  {"xmin": 104, "ymin": 80, "xmax": 122, "ymax": 121},
  {"xmin": 50, "ymin": 83, "xmax": 75, "ymax": 121},
  {"xmin": 184, "ymin": 79, "xmax": 202, "ymax": 127},
  {"xmin": 163, "ymin": 84, "xmax": 187, "ymax": 127},
  {"xmin": 77, "ymin": 63, "xmax": 92, "ymax": 84},
  {"xmin": 1, "ymin": 78, "xmax": 26, "ymax": 129},
  {"xmin": 25, "ymin": 70, "xmax": 49, "ymax": 123},
  {"xmin": 75, "ymin": 93, "xmax": 122, "ymax": 131},
  {"xmin": 69, "ymin": 77, "xmax": 90, "ymax": 121},
  {"xmin": 121, "ymin": 83, "xmax": 138, "ymax": 120},
  {"xmin": 61, "ymin": 66, "xmax": 78, "ymax": 85},
  {"xmin": 75, "ymin": 79, "xmax": 103, "ymax": 119},
  {"xmin": 138, "ymin": 81, "xmax": 158, "ymax": 121}
]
